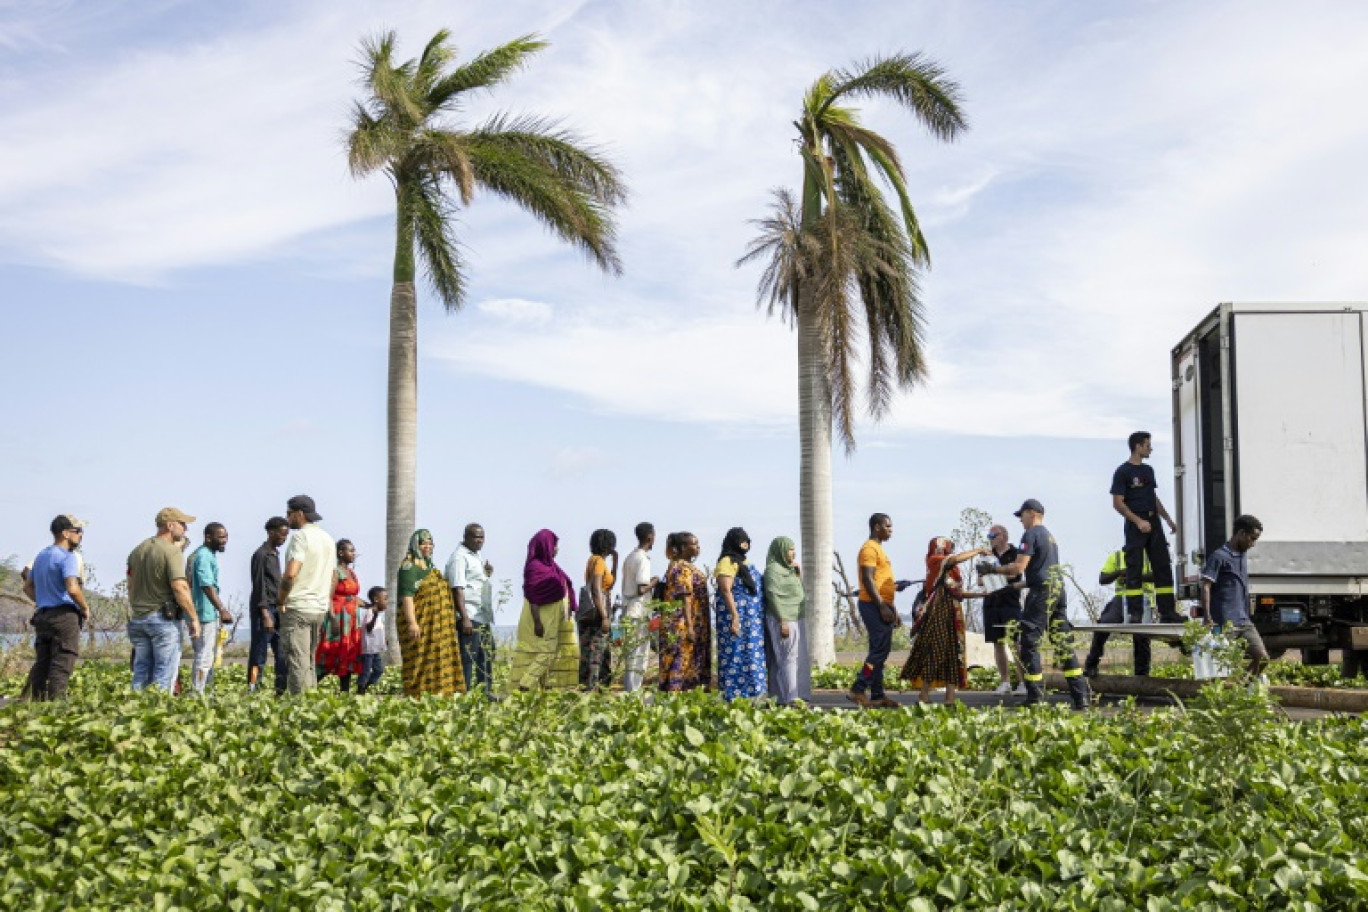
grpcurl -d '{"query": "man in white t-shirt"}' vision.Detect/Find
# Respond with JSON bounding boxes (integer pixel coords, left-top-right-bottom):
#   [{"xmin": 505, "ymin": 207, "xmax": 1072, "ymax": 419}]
[
  {"xmin": 446, "ymin": 523, "xmax": 495, "ymax": 693},
  {"xmin": 276, "ymin": 494, "xmax": 337, "ymax": 694},
  {"xmin": 619, "ymin": 522, "xmax": 659, "ymax": 691}
]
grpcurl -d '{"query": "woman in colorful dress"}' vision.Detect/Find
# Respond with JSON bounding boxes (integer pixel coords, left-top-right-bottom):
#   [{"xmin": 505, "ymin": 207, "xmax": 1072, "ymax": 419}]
[
  {"xmin": 508, "ymin": 529, "xmax": 581, "ymax": 691},
  {"xmin": 396, "ymin": 529, "xmax": 465, "ymax": 697},
  {"xmin": 714, "ymin": 528, "xmax": 767, "ymax": 701},
  {"xmin": 658, "ymin": 533, "xmax": 700, "ymax": 691},
  {"xmin": 763, "ymin": 536, "xmax": 811, "ymax": 705},
  {"xmin": 900, "ymin": 537, "xmax": 989, "ymax": 705},
  {"xmin": 316, "ymin": 538, "xmax": 365, "ymax": 692}
]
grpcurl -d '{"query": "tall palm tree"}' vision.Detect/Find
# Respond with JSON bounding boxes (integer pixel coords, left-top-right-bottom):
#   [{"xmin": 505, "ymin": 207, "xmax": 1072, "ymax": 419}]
[
  {"xmin": 346, "ymin": 30, "xmax": 626, "ymax": 653},
  {"xmin": 739, "ymin": 54, "xmax": 965, "ymax": 666}
]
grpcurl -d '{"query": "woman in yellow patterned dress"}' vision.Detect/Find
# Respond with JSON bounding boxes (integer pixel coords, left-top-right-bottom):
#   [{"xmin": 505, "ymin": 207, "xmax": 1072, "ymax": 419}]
[
  {"xmin": 508, "ymin": 529, "xmax": 581, "ymax": 691},
  {"xmin": 396, "ymin": 529, "xmax": 465, "ymax": 697}
]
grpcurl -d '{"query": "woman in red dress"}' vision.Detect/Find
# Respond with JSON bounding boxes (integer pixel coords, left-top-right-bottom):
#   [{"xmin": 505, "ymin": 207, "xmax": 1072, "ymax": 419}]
[{"xmin": 316, "ymin": 538, "xmax": 365, "ymax": 691}]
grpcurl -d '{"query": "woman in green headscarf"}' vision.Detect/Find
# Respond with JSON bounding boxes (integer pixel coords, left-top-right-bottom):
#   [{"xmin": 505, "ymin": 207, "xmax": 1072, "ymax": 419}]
[
  {"xmin": 762, "ymin": 536, "xmax": 810, "ymax": 704},
  {"xmin": 397, "ymin": 529, "xmax": 464, "ymax": 697}
]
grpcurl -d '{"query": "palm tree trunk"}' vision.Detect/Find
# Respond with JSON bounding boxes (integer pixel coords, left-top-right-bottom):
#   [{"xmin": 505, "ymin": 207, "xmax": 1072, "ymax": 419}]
[
  {"xmin": 797, "ymin": 288, "xmax": 836, "ymax": 667},
  {"xmin": 384, "ymin": 195, "xmax": 417, "ymax": 663}
]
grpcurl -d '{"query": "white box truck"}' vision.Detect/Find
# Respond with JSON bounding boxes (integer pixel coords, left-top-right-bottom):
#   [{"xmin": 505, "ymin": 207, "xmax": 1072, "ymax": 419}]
[{"xmin": 1172, "ymin": 302, "xmax": 1368, "ymax": 675}]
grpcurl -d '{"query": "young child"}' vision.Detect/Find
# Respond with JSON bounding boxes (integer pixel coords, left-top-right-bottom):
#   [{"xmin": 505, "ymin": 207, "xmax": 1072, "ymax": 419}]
[{"xmin": 358, "ymin": 586, "xmax": 388, "ymax": 694}]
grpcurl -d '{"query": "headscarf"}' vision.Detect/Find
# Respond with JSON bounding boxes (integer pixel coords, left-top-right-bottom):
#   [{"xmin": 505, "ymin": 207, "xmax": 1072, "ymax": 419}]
[
  {"xmin": 524, "ymin": 529, "xmax": 577, "ymax": 611},
  {"xmin": 718, "ymin": 527, "xmax": 757, "ymax": 594},
  {"xmin": 763, "ymin": 536, "xmax": 805, "ymax": 618},
  {"xmin": 924, "ymin": 536, "xmax": 961, "ymax": 597},
  {"xmin": 401, "ymin": 529, "xmax": 432, "ymax": 570}
]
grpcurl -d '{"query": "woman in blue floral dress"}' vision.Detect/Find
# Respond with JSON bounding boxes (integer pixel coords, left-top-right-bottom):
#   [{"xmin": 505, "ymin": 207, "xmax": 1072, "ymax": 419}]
[{"xmin": 713, "ymin": 528, "xmax": 767, "ymax": 700}]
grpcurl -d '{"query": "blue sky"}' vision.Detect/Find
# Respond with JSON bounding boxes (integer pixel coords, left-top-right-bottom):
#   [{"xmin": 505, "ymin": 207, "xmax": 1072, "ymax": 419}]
[{"xmin": 3, "ymin": 0, "xmax": 1367, "ymax": 620}]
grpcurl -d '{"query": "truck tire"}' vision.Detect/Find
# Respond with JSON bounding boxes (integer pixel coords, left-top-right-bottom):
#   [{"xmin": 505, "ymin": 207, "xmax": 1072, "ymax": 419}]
[
  {"xmin": 1303, "ymin": 648, "xmax": 1331, "ymax": 666},
  {"xmin": 1343, "ymin": 649, "xmax": 1368, "ymax": 680}
]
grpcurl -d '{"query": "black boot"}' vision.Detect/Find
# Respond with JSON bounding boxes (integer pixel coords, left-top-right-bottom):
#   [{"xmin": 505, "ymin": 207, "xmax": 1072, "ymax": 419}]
[
  {"xmin": 1066, "ymin": 674, "xmax": 1091, "ymax": 710},
  {"xmin": 1022, "ymin": 678, "xmax": 1045, "ymax": 706},
  {"xmin": 1083, "ymin": 658, "xmax": 1100, "ymax": 678}
]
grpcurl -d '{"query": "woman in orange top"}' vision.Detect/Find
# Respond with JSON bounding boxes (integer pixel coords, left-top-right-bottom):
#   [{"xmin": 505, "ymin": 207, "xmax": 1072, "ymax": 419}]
[{"xmin": 580, "ymin": 529, "xmax": 618, "ymax": 689}]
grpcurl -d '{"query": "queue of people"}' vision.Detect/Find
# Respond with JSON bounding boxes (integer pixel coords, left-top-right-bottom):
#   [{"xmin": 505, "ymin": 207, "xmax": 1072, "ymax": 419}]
[
  {"xmin": 16, "ymin": 429, "xmax": 1271, "ymax": 704},
  {"xmin": 505, "ymin": 523, "xmax": 813, "ymax": 704}
]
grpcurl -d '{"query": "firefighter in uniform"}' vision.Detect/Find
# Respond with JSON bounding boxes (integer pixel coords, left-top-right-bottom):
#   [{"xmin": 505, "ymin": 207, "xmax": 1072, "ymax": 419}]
[
  {"xmin": 1110, "ymin": 431, "xmax": 1181, "ymax": 624},
  {"xmin": 996, "ymin": 499, "xmax": 1090, "ymax": 709},
  {"xmin": 1083, "ymin": 549, "xmax": 1155, "ymax": 677}
]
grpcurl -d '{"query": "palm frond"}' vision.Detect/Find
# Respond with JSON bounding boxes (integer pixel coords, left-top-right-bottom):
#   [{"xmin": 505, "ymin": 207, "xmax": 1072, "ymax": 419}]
[
  {"xmin": 736, "ymin": 188, "xmax": 817, "ymax": 324},
  {"xmin": 415, "ymin": 29, "xmax": 455, "ymax": 95},
  {"xmin": 346, "ymin": 101, "xmax": 405, "ymax": 178},
  {"xmin": 406, "ymin": 177, "xmax": 466, "ymax": 310},
  {"xmin": 470, "ymin": 114, "xmax": 627, "ymax": 206},
  {"xmin": 466, "ymin": 134, "xmax": 622, "ymax": 275},
  {"xmin": 427, "ymin": 34, "xmax": 548, "ymax": 110},
  {"xmin": 407, "ymin": 128, "xmax": 475, "ymax": 204},
  {"xmin": 827, "ymin": 52, "xmax": 967, "ymax": 142},
  {"xmin": 357, "ymin": 31, "xmax": 424, "ymax": 127}
]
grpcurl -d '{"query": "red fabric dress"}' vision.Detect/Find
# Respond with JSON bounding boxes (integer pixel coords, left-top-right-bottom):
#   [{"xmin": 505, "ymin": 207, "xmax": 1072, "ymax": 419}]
[{"xmin": 316, "ymin": 566, "xmax": 364, "ymax": 678}]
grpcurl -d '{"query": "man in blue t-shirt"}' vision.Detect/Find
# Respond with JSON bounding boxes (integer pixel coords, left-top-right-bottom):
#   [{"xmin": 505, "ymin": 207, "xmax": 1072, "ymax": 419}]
[
  {"xmin": 1201, "ymin": 514, "xmax": 1268, "ymax": 676},
  {"xmin": 1110, "ymin": 431, "xmax": 1181, "ymax": 625},
  {"xmin": 187, "ymin": 523, "xmax": 233, "ymax": 693},
  {"xmin": 21, "ymin": 515, "xmax": 91, "ymax": 701}
]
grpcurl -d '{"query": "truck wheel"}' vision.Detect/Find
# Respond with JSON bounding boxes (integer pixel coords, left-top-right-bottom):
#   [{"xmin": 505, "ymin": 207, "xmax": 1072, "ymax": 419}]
[
  {"xmin": 1343, "ymin": 649, "xmax": 1368, "ymax": 680},
  {"xmin": 1303, "ymin": 648, "xmax": 1331, "ymax": 666}
]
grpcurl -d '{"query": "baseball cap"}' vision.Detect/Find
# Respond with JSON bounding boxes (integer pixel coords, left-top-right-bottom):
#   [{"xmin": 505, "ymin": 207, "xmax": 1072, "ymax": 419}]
[
  {"xmin": 51, "ymin": 514, "xmax": 86, "ymax": 535},
  {"xmin": 1013, "ymin": 498, "xmax": 1046, "ymax": 517},
  {"xmin": 155, "ymin": 507, "xmax": 197, "ymax": 526},
  {"xmin": 286, "ymin": 494, "xmax": 322, "ymax": 522}
]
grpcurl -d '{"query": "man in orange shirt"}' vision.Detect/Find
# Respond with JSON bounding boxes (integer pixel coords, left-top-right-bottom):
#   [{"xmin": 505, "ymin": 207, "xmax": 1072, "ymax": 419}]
[{"xmin": 848, "ymin": 513, "xmax": 901, "ymax": 708}]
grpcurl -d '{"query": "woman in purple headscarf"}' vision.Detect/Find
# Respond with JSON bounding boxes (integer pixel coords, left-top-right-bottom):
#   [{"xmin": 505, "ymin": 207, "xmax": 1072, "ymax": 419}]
[{"xmin": 508, "ymin": 529, "xmax": 581, "ymax": 691}]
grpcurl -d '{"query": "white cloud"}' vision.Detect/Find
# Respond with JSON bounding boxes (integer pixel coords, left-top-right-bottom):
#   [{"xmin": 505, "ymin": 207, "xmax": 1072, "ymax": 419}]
[
  {"xmin": 4, "ymin": 0, "xmax": 1368, "ymax": 444},
  {"xmin": 477, "ymin": 298, "xmax": 554, "ymax": 326}
]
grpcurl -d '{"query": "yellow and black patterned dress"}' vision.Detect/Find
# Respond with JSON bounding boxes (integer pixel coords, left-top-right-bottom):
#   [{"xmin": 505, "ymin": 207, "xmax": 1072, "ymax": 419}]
[{"xmin": 397, "ymin": 554, "xmax": 465, "ymax": 698}]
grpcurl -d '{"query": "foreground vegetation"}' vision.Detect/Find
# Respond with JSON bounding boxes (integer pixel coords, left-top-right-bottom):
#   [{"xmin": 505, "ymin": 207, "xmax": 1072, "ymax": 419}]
[{"xmin": 2, "ymin": 663, "xmax": 1366, "ymax": 909}]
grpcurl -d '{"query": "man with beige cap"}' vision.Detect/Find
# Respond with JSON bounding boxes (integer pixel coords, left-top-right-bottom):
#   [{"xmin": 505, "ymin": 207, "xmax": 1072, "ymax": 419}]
[
  {"xmin": 126, "ymin": 507, "xmax": 200, "ymax": 692},
  {"xmin": 276, "ymin": 494, "xmax": 336, "ymax": 694}
]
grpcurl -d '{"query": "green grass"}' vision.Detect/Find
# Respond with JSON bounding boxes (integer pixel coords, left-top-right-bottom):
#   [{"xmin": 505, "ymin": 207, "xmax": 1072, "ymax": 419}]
[{"xmin": 2, "ymin": 661, "xmax": 1366, "ymax": 909}]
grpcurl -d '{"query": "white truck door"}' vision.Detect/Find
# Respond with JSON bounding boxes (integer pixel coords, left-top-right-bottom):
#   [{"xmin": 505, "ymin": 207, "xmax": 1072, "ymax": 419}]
[
  {"xmin": 1233, "ymin": 311, "xmax": 1368, "ymax": 544},
  {"xmin": 1174, "ymin": 345, "xmax": 1204, "ymax": 585}
]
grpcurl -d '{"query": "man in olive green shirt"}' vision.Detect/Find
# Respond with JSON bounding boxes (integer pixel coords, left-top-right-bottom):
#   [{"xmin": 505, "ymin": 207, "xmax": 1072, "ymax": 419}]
[{"xmin": 126, "ymin": 507, "xmax": 199, "ymax": 692}]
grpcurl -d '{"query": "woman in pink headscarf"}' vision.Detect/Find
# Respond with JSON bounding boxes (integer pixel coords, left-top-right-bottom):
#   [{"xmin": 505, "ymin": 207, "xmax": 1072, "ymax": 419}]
[
  {"xmin": 900, "ymin": 537, "xmax": 989, "ymax": 705},
  {"xmin": 508, "ymin": 529, "xmax": 581, "ymax": 691}
]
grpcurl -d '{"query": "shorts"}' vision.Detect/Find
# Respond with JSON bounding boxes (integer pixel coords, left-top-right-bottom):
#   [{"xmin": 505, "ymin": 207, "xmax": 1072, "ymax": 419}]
[
  {"xmin": 1224, "ymin": 623, "xmax": 1269, "ymax": 662},
  {"xmin": 982, "ymin": 593, "xmax": 1022, "ymax": 643}
]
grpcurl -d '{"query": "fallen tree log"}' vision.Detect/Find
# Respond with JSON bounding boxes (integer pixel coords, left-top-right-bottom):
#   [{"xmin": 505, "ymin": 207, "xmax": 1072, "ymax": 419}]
[{"xmin": 1044, "ymin": 672, "xmax": 1368, "ymax": 712}]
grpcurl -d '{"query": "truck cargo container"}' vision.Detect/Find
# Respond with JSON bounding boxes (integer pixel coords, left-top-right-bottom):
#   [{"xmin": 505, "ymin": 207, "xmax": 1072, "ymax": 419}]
[{"xmin": 1171, "ymin": 302, "xmax": 1368, "ymax": 675}]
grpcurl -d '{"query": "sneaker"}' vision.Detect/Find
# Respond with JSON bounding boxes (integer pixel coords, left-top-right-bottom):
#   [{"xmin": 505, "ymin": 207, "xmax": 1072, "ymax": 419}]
[
  {"xmin": 1013, "ymin": 682, "xmax": 1027, "ymax": 695},
  {"xmin": 993, "ymin": 682, "xmax": 1013, "ymax": 695},
  {"xmin": 846, "ymin": 690, "xmax": 872, "ymax": 708},
  {"xmin": 873, "ymin": 696, "xmax": 901, "ymax": 709}
]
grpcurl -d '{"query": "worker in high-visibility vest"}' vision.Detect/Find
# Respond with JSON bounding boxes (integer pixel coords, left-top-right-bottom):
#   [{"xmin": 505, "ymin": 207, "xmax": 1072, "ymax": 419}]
[
  {"xmin": 1084, "ymin": 549, "xmax": 1155, "ymax": 677},
  {"xmin": 1110, "ymin": 431, "xmax": 1181, "ymax": 626}
]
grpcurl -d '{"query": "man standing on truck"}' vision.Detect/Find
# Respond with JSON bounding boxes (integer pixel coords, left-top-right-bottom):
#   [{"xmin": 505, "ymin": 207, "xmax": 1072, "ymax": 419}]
[
  {"xmin": 1201, "ymin": 514, "xmax": 1269, "ymax": 677},
  {"xmin": 1111, "ymin": 431, "xmax": 1182, "ymax": 625}
]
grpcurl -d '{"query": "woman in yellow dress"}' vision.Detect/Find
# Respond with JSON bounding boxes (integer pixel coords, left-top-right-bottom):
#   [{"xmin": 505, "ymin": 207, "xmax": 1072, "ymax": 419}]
[
  {"xmin": 396, "ymin": 529, "xmax": 464, "ymax": 697},
  {"xmin": 508, "ymin": 529, "xmax": 580, "ymax": 691}
]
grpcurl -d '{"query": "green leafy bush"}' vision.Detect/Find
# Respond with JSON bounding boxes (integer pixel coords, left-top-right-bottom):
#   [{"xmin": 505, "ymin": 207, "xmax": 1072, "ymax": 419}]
[{"xmin": 2, "ymin": 662, "xmax": 1366, "ymax": 910}]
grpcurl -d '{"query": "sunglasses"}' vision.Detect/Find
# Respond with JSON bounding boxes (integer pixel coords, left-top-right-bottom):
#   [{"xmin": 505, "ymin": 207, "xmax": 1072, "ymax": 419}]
[{"xmin": 986, "ymin": 532, "xmax": 999, "ymax": 539}]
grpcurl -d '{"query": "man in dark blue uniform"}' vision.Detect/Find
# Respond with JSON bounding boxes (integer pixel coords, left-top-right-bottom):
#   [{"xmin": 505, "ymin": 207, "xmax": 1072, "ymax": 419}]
[
  {"xmin": 995, "ymin": 500, "xmax": 1090, "ymax": 709},
  {"xmin": 1111, "ymin": 431, "xmax": 1181, "ymax": 625}
]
